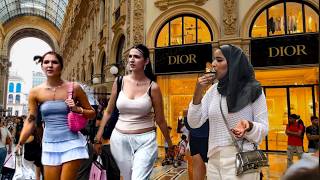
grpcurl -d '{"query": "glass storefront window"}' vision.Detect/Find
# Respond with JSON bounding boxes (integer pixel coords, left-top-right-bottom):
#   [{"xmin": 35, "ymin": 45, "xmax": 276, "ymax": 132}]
[
  {"xmin": 157, "ymin": 23, "xmax": 169, "ymax": 47},
  {"xmin": 286, "ymin": 2, "xmax": 303, "ymax": 34},
  {"xmin": 252, "ymin": 11, "xmax": 267, "ymax": 38},
  {"xmin": 156, "ymin": 15, "xmax": 212, "ymax": 47},
  {"xmin": 197, "ymin": 19, "xmax": 212, "ymax": 43},
  {"xmin": 305, "ymin": 5, "xmax": 319, "ymax": 33},
  {"xmin": 289, "ymin": 87, "xmax": 314, "ymax": 151},
  {"xmin": 265, "ymin": 88, "xmax": 288, "ymax": 151},
  {"xmin": 170, "ymin": 17, "xmax": 182, "ymax": 46},
  {"xmin": 183, "ymin": 17, "xmax": 196, "ymax": 44},
  {"xmin": 250, "ymin": 1, "xmax": 319, "ymax": 37},
  {"xmin": 268, "ymin": 3, "xmax": 285, "ymax": 36}
]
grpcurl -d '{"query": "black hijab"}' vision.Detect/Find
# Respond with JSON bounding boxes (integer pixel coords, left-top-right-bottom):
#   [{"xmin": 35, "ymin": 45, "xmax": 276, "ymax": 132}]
[{"xmin": 217, "ymin": 44, "xmax": 262, "ymax": 113}]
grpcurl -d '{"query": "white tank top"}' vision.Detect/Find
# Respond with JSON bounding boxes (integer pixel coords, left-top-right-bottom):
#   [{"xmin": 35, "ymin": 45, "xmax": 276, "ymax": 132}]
[{"xmin": 115, "ymin": 82, "xmax": 155, "ymax": 131}]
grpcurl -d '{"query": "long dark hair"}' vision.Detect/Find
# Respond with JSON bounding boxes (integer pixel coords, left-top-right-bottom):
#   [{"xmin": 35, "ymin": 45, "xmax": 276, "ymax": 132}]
[
  {"xmin": 34, "ymin": 51, "xmax": 64, "ymax": 70},
  {"xmin": 132, "ymin": 44, "xmax": 155, "ymax": 81}
]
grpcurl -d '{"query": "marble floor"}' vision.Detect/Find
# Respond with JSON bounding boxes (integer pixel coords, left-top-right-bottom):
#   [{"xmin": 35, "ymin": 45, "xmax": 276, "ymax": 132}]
[{"xmin": 151, "ymin": 149, "xmax": 302, "ymax": 180}]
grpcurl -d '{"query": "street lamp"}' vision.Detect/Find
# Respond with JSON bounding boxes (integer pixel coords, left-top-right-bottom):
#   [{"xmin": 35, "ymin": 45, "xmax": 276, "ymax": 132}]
[
  {"xmin": 92, "ymin": 77, "xmax": 100, "ymax": 84},
  {"xmin": 110, "ymin": 65, "xmax": 119, "ymax": 76}
]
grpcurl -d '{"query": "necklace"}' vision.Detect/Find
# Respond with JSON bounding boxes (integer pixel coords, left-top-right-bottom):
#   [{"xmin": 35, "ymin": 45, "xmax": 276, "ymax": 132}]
[
  {"xmin": 135, "ymin": 80, "xmax": 149, "ymax": 86},
  {"xmin": 46, "ymin": 81, "xmax": 64, "ymax": 100}
]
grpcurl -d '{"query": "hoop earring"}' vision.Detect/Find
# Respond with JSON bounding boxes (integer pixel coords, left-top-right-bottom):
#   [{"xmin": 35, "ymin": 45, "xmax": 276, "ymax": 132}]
[{"xmin": 144, "ymin": 65, "xmax": 146, "ymax": 70}]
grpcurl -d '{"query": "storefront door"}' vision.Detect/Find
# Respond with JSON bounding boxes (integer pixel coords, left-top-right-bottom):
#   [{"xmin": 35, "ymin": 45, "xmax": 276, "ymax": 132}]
[{"xmin": 263, "ymin": 85, "xmax": 317, "ymax": 152}]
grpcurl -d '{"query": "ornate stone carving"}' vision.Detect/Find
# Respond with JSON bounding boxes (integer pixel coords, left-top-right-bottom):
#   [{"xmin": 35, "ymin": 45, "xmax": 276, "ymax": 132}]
[
  {"xmin": 155, "ymin": 0, "xmax": 208, "ymax": 10},
  {"xmin": 133, "ymin": 0, "xmax": 144, "ymax": 45},
  {"xmin": 223, "ymin": 0, "xmax": 237, "ymax": 35},
  {"xmin": 127, "ymin": 0, "xmax": 131, "ymax": 48}
]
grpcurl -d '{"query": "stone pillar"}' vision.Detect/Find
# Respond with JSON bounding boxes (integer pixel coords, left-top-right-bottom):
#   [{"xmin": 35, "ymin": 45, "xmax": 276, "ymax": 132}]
[
  {"xmin": 0, "ymin": 57, "xmax": 9, "ymax": 112},
  {"xmin": 222, "ymin": 0, "xmax": 238, "ymax": 37},
  {"xmin": 132, "ymin": 0, "xmax": 144, "ymax": 45}
]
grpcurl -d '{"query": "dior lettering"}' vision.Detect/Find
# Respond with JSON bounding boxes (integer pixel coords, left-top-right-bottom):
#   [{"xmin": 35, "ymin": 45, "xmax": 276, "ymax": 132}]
[
  {"xmin": 168, "ymin": 54, "xmax": 197, "ymax": 65},
  {"xmin": 268, "ymin": 45, "xmax": 307, "ymax": 57}
]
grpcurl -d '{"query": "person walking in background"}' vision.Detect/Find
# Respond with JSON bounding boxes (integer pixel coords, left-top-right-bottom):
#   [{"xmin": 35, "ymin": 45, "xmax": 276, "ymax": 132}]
[
  {"xmin": 185, "ymin": 116, "xmax": 209, "ymax": 180},
  {"xmin": 95, "ymin": 44, "xmax": 173, "ymax": 180},
  {"xmin": 306, "ymin": 116, "xmax": 319, "ymax": 153},
  {"xmin": 16, "ymin": 51, "xmax": 95, "ymax": 180},
  {"xmin": 187, "ymin": 44, "xmax": 268, "ymax": 179},
  {"xmin": 286, "ymin": 114, "xmax": 304, "ymax": 168},
  {"xmin": 0, "ymin": 117, "xmax": 12, "ymax": 175}
]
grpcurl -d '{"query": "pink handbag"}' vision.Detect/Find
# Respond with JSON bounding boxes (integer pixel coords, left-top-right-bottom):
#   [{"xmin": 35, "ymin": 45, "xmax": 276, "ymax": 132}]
[
  {"xmin": 89, "ymin": 157, "xmax": 107, "ymax": 180},
  {"xmin": 67, "ymin": 82, "xmax": 88, "ymax": 132}
]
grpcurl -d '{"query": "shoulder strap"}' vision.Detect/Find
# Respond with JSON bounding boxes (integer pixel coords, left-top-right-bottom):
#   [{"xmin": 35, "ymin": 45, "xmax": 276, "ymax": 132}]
[
  {"xmin": 67, "ymin": 82, "xmax": 73, "ymax": 99},
  {"xmin": 148, "ymin": 81, "xmax": 153, "ymax": 97},
  {"xmin": 116, "ymin": 76, "xmax": 123, "ymax": 99}
]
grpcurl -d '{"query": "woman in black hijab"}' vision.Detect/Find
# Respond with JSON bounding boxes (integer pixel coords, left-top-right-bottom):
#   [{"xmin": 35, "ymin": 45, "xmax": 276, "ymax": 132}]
[{"xmin": 187, "ymin": 44, "xmax": 268, "ymax": 179}]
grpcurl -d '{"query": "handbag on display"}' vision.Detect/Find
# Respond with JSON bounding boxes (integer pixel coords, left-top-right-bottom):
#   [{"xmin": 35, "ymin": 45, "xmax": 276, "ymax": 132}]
[
  {"xmin": 67, "ymin": 82, "xmax": 88, "ymax": 132},
  {"xmin": 89, "ymin": 156, "xmax": 107, "ymax": 180},
  {"xmin": 219, "ymin": 96, "xmax": 269, "ymax": 176}
]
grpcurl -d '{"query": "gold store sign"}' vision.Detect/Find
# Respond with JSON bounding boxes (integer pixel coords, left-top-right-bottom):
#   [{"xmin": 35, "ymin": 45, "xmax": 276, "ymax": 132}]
[
  {"xmin": 251, "ymin": 33, "xmax": 318, "ymax": 67},
  {"xmin": 154, "ymin": 44, "xmax": 212, "ymax": 74}
]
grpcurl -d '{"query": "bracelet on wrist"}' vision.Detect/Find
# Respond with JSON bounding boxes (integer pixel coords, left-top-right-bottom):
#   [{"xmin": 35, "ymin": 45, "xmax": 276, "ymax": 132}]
[{"xmin": 93, "ymin": 140, "xmax": 102, "ymax": 144}]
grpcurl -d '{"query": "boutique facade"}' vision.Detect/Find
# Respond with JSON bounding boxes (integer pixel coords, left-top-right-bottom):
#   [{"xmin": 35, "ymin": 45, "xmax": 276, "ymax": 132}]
[
  {"xmin": 5, "ymin": 0, "xmax": 314, "ymax": 152},
  {"xmin": 143, "ymin": 0, "xmax": 319, "ymax": 151}
]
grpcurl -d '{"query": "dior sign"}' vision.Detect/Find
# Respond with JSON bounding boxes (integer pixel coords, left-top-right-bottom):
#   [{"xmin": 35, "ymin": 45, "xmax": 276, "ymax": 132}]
[
  {"xmin": 251, "ymin": 33, "xmax": 318, "ymax": 67},
  {"xmin": 154, "ymin": 44, "xmax": 212, "ymax": 74}
]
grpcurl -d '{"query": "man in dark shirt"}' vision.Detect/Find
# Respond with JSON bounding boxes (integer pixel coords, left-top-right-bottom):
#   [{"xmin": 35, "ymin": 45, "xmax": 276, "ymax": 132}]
[{"xmin": 306, "ymin": 116, "xmax": 319, "ymax": 153}]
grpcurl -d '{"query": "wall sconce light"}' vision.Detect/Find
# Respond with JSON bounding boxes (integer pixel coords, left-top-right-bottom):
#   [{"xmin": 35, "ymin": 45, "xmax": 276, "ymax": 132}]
[
  {"xmin": 110, "ymin": 65, "xmax": 119, "ymax": 75},
  {"xmin": 92, "ymin": 77, "xmax": 100, "ymax": 84}
]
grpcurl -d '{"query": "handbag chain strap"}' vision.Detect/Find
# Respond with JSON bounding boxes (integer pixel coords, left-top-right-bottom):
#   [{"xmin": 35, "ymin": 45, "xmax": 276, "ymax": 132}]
[
  {"xmin": 219, "ymin": 95, "xmax": 258, "ymax": 152},
  {"xmin": 219, "ymin": 95, "xmax": 241, "ymax": 152}
]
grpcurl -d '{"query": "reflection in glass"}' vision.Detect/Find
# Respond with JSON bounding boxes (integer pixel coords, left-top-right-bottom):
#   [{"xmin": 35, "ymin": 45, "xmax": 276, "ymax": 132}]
[
  {"xmin": 286, "ymin": 3, "xmax": 303, "ymax": 34},
  {"xmin": 252, "ymin": 10, "xmax": 267, "ymax": 37},
  {"xmin": 268, "ymin": 3, "xmax": 285, "ymax": 36},
  {"xmin": 184, "ymin": 17, "xmax": 196, "ymax": 44},
  {"xmin": 197, "ymin": 19, "xmax": 211, "ymax": 43},
  {"xmin": 157, "ymin": 23, "xmax": 169, "ymax": 47},
  {"xmin": 170, "ymin": 17, "xmax": 182, "ymax": 46},
  {"xmin": 305, "ymin": 6, "xmax": 319, "ymax": 32}
]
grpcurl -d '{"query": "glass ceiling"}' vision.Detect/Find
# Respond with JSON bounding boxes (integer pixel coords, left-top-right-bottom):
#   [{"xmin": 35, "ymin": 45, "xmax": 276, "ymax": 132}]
[{"xmin": 0, "ymin": 0, "xmax": 68, "ymax": 29}]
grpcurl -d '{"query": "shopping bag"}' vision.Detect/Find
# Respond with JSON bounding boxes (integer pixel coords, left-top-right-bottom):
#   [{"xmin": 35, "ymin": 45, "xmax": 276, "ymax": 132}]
[
  {"xmin": 1, "ymin": 154, "xmax": 15, "ymax": 180},
  {"xmin": 89, "ymin": 156, "xmax": 107, "ymax": 180},
  {"xmin": 12, "ymin": 152, "xmax": 25, "ymax": 180}
]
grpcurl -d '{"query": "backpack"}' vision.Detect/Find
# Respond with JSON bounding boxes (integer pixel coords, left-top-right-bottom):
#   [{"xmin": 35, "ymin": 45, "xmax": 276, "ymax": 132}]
[{"xmin": 102, "ymin": 76, "xmax": 123, "ymax": 139}]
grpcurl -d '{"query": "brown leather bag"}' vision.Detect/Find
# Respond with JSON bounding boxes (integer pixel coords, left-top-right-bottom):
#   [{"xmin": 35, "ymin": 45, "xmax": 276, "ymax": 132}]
[{"xmin": 5, "ymin": 135, "xmax": 11, "ymax": 145}]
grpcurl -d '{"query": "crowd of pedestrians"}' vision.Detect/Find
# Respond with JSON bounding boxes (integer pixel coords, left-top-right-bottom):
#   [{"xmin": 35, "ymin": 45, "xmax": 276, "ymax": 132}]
[{"xmin": 0, "ymin": 44, "xmax": 318, "ymax": 180}]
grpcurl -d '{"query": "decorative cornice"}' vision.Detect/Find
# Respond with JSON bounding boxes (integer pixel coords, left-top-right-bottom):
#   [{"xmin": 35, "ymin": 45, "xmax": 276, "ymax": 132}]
[{"xmin": 155, "ymin": 0, "xmax": 208, "ymax": 10}]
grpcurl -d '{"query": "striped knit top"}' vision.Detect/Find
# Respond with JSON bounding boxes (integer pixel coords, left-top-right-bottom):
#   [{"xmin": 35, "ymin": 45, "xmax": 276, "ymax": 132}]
[{"xmin": 187, "ymin": 83, "xmax": 269, "ymax": 158}]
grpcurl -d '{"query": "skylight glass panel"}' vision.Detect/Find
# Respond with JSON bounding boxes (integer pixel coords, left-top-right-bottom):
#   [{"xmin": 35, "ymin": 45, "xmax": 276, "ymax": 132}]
[{"xmin": 0, "ymin": 0, "xmax": 68, "ymax": 29}]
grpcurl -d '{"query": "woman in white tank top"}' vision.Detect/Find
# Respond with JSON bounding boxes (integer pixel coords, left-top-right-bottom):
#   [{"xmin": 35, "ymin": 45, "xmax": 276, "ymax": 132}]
[{"xmin": 95, "ymin": 44, "xmax": 174, "ymax": 180}]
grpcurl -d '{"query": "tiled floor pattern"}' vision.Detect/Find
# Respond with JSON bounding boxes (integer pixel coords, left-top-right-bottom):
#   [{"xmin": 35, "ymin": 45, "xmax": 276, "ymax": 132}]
[{"xmin": 151, "ymin": 150, "xmax": 301, "ymax": 180}]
